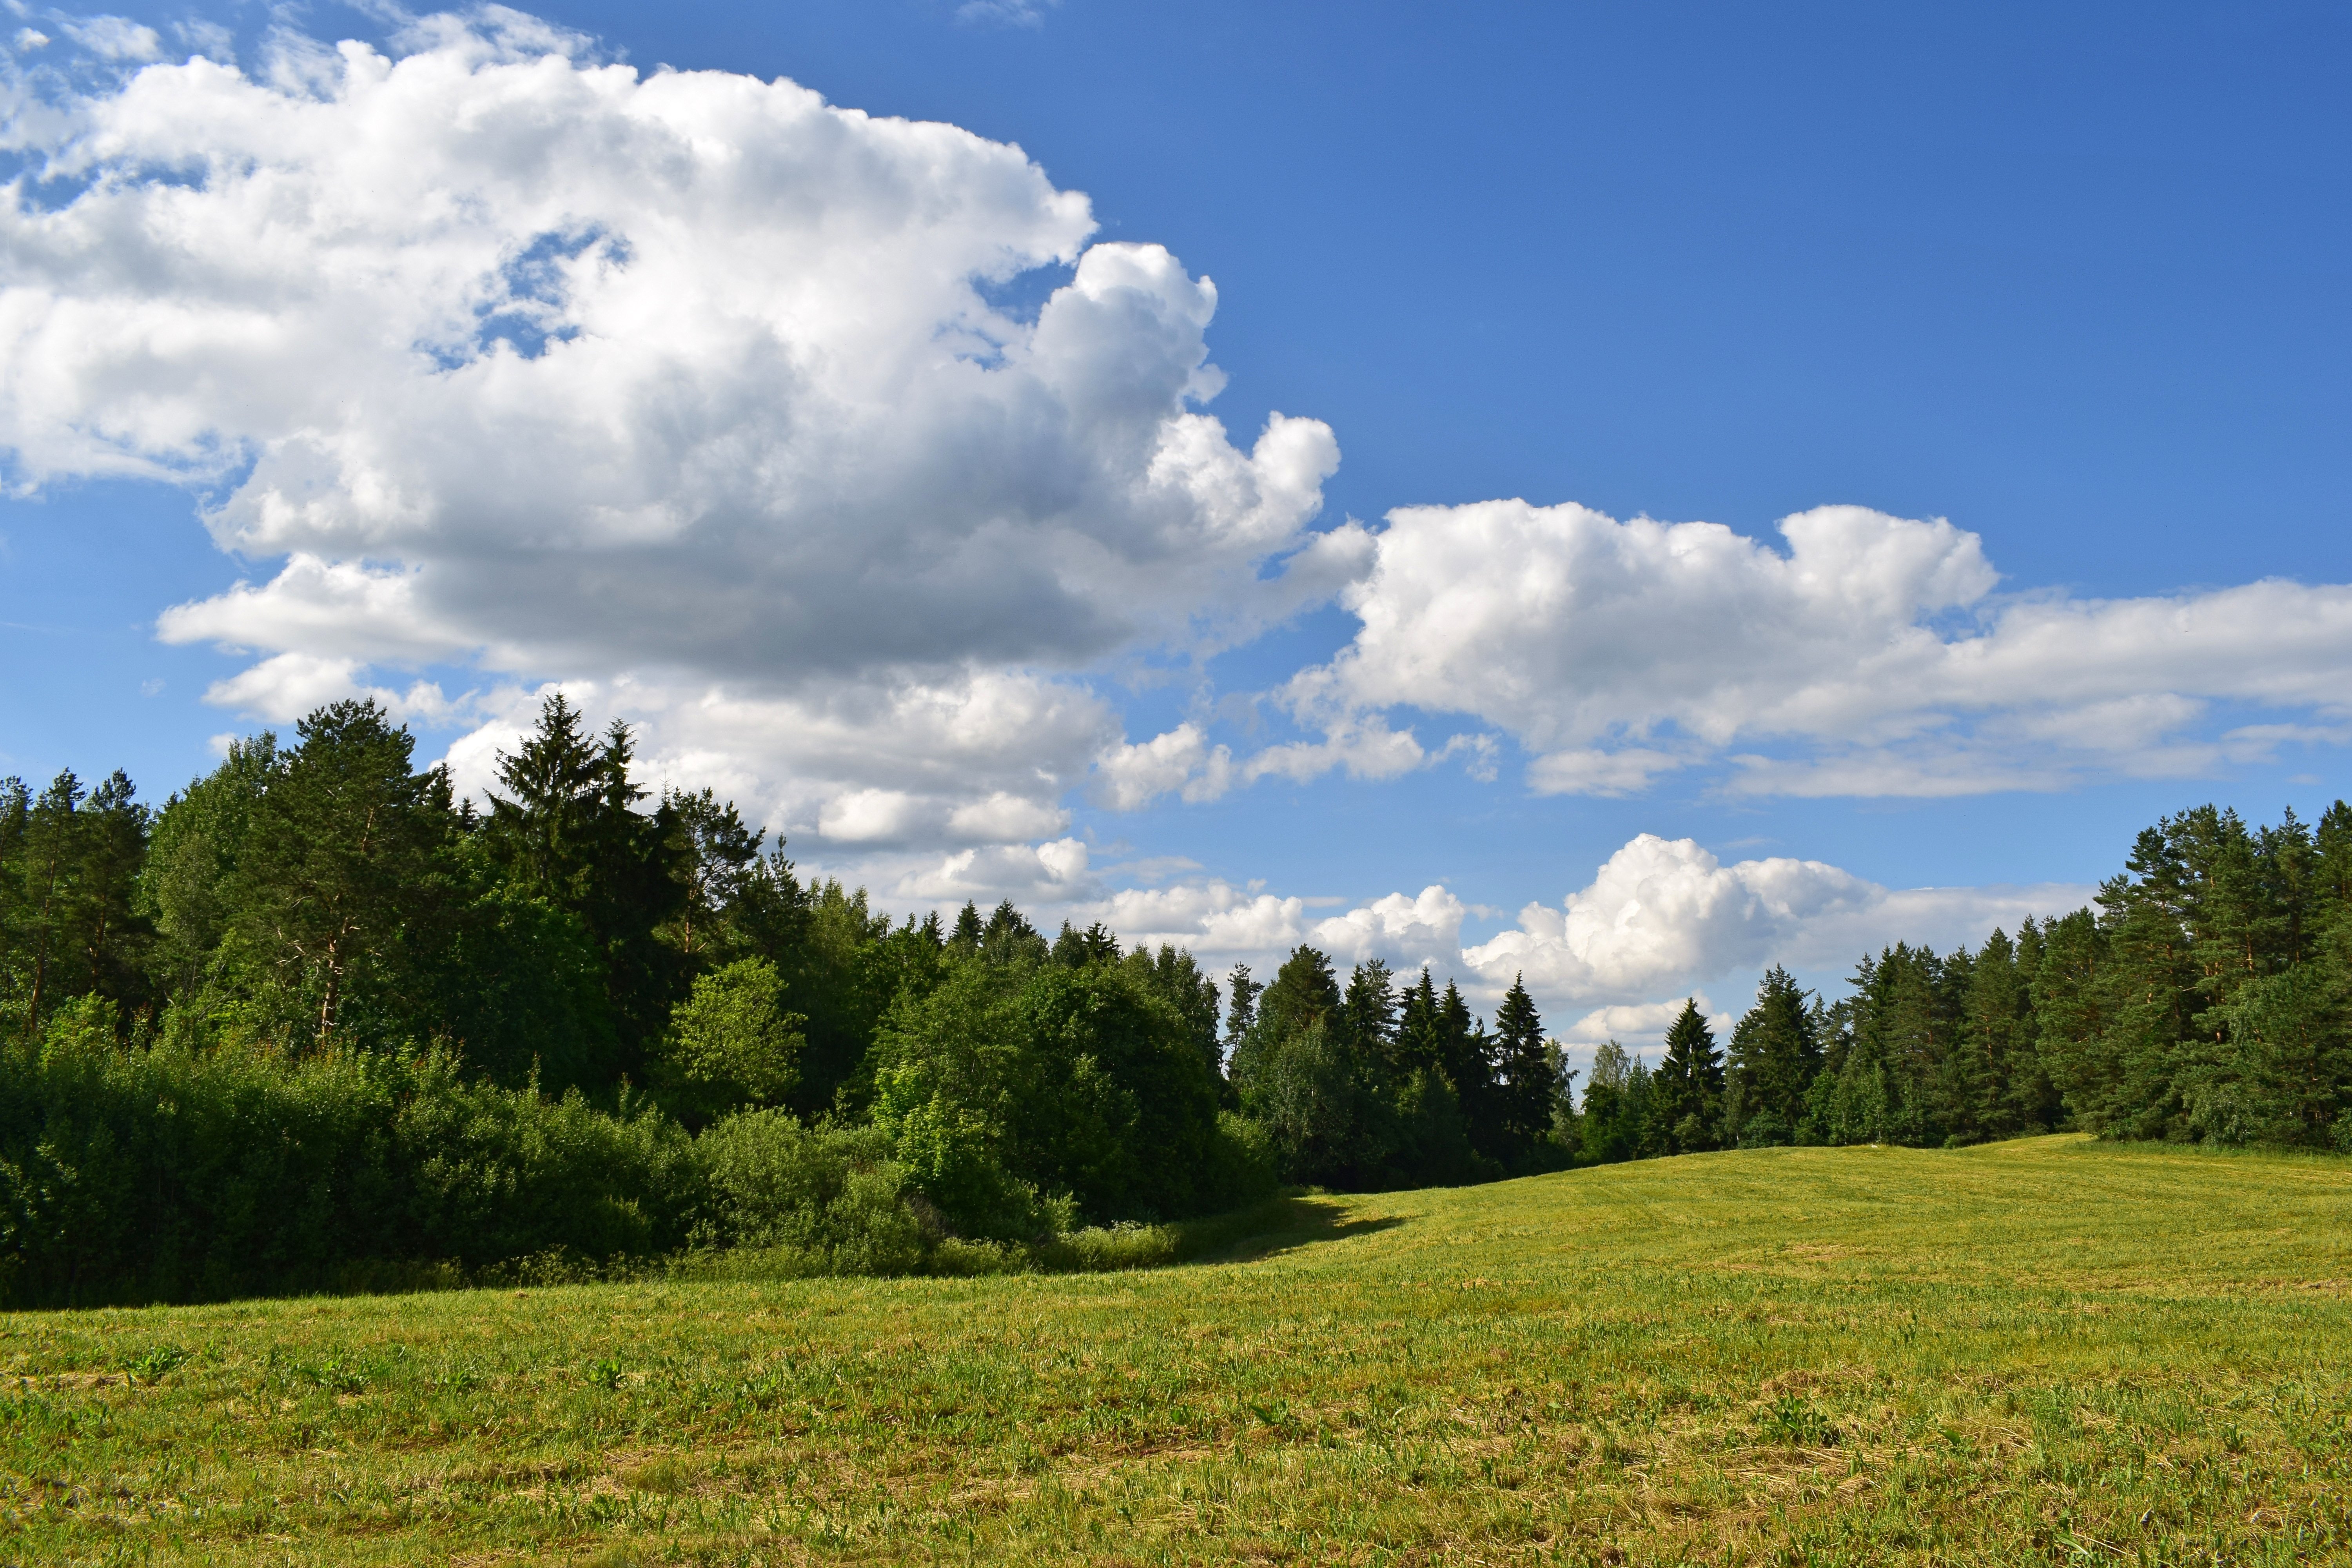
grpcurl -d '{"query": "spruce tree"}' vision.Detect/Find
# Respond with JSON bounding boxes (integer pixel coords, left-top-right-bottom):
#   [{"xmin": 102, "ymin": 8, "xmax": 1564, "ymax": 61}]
[
  {"xmin": 949, "ymin": 901, "xmax": 984, "ymax": 954},
  {"xmin": 1648, "ymin": 999, "xmax": 1723, "ymax": 1154},
  {"xmin": 2, "ymin": 769, "xmax": 152, "ymax": 1041},
  {"xmin": 1338, "ymin": 958, "xmax": 1399, "ymax": 1075},
  {"xmin": 1223, "ymin": 963, "xmax": 1259, "ymax": 1049},
  {"xmin": 1397, "ymin": 968, "xmax": 1445, "ymax": 1076},
  {"xmin": 1258, "ymin": 946, "xmax": 1341, "ymax": 1043},
  {"xmin": 979, "ymin": 900, "xmax": 1046, "ymax": 966},
  {"xmin": 1490, "ymin": 974, "xmax": 1557, "ymax": 1166},
  {"xmin": 1723, "ymin": 967, "xmax": 1816, "ymax": 1147}
]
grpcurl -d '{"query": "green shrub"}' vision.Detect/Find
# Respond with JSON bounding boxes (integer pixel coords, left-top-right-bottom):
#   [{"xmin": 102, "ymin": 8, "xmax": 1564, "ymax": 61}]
[
  {"xmin": 692, "ymin": 1111, "xmax": 932, "ymax": 1274},
  {"xmin": 0, "ymin": 1000, "xmax": 697, "ymax": 1308}
]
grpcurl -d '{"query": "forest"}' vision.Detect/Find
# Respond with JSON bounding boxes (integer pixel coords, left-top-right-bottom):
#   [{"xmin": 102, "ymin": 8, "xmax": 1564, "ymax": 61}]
[{"xmin": 3, "ymin": 694, "xmax": 2348, "ymax": 1306}]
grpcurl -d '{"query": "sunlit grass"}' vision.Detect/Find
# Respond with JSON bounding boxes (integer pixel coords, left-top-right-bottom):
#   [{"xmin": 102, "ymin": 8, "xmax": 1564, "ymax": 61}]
[{"xmin": 8, "ymin": 1134, "xmax": 2350, "ymax": 1564}]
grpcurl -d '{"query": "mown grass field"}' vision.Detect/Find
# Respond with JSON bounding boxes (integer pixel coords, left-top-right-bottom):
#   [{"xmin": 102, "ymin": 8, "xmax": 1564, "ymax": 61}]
[{"xmin": 7, "ymin": 1134, "xmax": 2351, "ymax": 1566}]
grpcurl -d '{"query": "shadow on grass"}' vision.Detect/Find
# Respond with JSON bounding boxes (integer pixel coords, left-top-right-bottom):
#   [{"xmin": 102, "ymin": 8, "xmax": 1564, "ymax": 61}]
[{"xmin": 1180, "ymin": 1195, "xmax": 1407, "ymax": 1267}]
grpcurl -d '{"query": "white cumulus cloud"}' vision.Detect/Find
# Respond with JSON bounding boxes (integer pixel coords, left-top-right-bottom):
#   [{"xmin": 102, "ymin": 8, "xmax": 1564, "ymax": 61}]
[
  {"xmin": 1295, "ymin": 498, "xmax": 2352, "ymax": 797},
  {"xmin": 1460, "ymin": 832, "xmax": 2086, "ymax": 1008},
  {"xmin": 0, "ymin": 8, "xmax": 1341, "ymax": 852}
]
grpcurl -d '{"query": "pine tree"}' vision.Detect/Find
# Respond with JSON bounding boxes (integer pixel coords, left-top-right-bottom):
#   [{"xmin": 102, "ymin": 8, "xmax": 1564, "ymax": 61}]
[
  {"xmin": 949, "ymin": 901, "xmax": 984, "ymax": 954},
  {"xmin": 1, "ymin": 769, "xmax": 152, "ymax": 1042},
  {"xmin": 659, "ymin": 787, "xmax": 766, "ymax": 970},
  {"xmin": 1723, "ymin": 967, "xmax": 1817, "ymax": 1147},
  {"xmin": 1223, "ymin": 963, "xmax": 1259, "ymax": 1049},
  {"xmin": 1648, "ymin": 1000, "xmax": 1722, "ymax": 1154},
  {"xmin": 1489, "ymin": 973, "xmax": 1558, "ymax": 1167},
  {"xmin": 1338, "ymin": 958, "xmax": 1399, "ymax": 1076},
  {"xmin": 229, "ymin": 700, "xmax": 453, "ymax": 1039}
]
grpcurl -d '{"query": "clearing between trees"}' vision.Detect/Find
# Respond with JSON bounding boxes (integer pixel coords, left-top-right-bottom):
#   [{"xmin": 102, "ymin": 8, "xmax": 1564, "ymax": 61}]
[{"xmin": 8, "ymin": 1134, "xmax": 2349, "ymax": 1566}]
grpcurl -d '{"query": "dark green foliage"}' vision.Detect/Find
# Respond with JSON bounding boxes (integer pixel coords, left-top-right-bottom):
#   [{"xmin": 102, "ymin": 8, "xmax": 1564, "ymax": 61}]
[
  {"xmin": 867, "ymin": 955, "xmax": 1241, "ymax": 1238},
  {"xmin": 1648, "ymin": 1000, "xmax": 1722, "ymax": 1154},
  {"xmin": 1121, "ymin": 943, "xmax": 1223, "ymax": 1073},
  {"xmin": 0, "ymin": 998, "xmax": 696, "ymax": 1308},
  {"xmin": 1256, "ymin": 946, "xmax": 1342, "ymax": 1052},
  {"xmin": 9, "ymin": 696, "xmax": 2350, "ymax": 1302},
  {"xmin": 484, "ymin": 697, "xmax": 688, "ymax": 1074},
  {"xmin": 1489, "ymin": 975, "xmax": 1561, "ymax": 1169},
  {"xmin": 1577, "ymin": 1040, "xmax": 1650, "ymax": 1164},
  {"xmin": 1723, "ymin": 967, "xmax": 1817, "ymax": 1147},
  {"xmin": 426, "ymin": 864, "xmax": 618, "ymax": 1096},
  {"xmin": 1230, "ymin": 952, "xmax": 1510, "ymax": 1188},
  {"xmin": 226, "ymin": 701, "xmax": 457, "ymax": 1043},
  {"xmin": 2031, "ymin": 804, "xmax": 2349, "ymax": 1147},
  {"xmin": 2, "ymin": 768, "xmax": 154, "ymax": 1040}
]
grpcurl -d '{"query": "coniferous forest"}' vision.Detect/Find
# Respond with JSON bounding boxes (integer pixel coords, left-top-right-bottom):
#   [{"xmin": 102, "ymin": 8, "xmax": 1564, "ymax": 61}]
[{"xmin": 4, "ymin": 695, "xmax": 2350, "ymax": 1306}]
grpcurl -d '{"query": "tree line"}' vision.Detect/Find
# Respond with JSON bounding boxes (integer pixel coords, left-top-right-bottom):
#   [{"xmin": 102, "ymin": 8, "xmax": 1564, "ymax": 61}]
[
  {"xmin": 3, "ymin": 695, "xmax": 2347, "ymax": 1305},
  {"xmin": 1561, "ymin": 803, "xmax": 2352, "ymax": 1161}
]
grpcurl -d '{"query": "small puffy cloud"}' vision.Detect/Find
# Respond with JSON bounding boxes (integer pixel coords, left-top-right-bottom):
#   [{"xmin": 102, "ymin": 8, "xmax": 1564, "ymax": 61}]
[
  {"xmin": 1084, "ymin": 880, "xmax": 1308, "ymax": 957},
  {"xmin": 1093, "ymin": 722, "xmax": 1225, "ymax": 810},
  {"xmin": 202, "ymin": 651, "xmax": 462, "ymax": 728},
  {"xmin": 897, "ymin": 837, "xmax": 1095, "ymax": 903},
  {"xmin": 1526, "ymin": 746, "xmax": 1686, "ymax": 797},
  {"xmin": 1303, "ymin": 498, "xmax": 2352, "ymax": 797},
  {"xmin": 1092, "ymin": 710, "xmax": 1483, "ymax": 810},
  {"xmin": 2, "ymin": 9, "xmax": 1341, "ymax": 852},
  {"xmin": 1308, "ymin": 885, "xmax": 1468, "ymax": 971}
]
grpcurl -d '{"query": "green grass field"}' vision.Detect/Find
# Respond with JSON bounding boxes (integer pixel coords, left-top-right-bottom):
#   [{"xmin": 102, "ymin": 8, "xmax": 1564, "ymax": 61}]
[{"xmin": 8, "ymin": 1134, "xmax": 2351, "ymax": 1566}]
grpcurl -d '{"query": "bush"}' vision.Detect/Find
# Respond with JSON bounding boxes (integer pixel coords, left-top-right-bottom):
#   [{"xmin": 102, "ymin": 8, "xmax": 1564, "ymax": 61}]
[
  {"xmin": 0, "ymin": 1000, "xmax": 698, "ymax": 1308},
  {"xmin": 868, "ymin": 958, "xmax": 1228, "ymax": 1234},
  {"xmin": 692, "ymin": 1111, "xmax": 932, "ymax": 1274}
]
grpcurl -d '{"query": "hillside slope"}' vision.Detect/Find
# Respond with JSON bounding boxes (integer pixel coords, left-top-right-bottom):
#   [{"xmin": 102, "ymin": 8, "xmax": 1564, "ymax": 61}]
[{"xmin": 9, "ymin": 1136, "xmax": 2351, "ymax": 1564}]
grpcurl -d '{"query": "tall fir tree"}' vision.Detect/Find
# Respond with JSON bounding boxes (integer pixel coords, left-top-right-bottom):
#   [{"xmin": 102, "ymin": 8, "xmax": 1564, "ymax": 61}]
[
  {"xmin": 1489, "ymin": 974, "xmax": 1558, "ymax": 1167},
  {"xmin": 1723, "ymin": 966, "xmax": 1817, "ymax": 1147},
  {"xmin": 1648, "ymin": 999, "xmax": 1723, "ymax": 1154}
]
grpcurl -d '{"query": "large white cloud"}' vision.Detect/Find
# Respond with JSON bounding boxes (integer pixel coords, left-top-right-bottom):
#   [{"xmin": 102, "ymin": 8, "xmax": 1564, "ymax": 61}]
[
  {"xmin": 1283, "ymin": 498, "xmax": 2352, "ymax": 797},
  {"xmin": 0, "ymin": 9, "xmax": 1338, "ymax": 853},
  {"xmin": 1459, "ymin": 832, "xmax": 2084, "ymax": 1009}
]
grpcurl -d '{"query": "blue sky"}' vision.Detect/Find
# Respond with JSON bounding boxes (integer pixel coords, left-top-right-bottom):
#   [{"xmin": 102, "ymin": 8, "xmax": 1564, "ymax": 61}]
[{"xmin": 3, "ymin": 0, "xmax": 2348, "ymax": 1049}]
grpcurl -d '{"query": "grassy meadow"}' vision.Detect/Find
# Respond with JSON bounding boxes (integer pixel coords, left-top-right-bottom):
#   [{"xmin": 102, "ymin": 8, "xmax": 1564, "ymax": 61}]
[{"xmin": 7, "ymin": 1134, "xmax": 2351, "ymax": 1565}]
